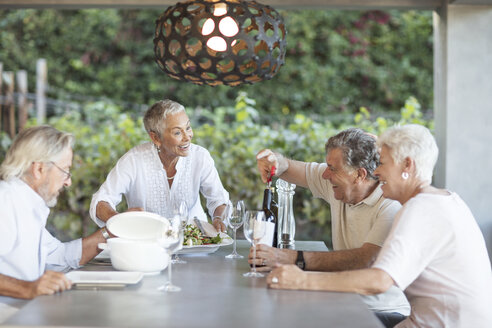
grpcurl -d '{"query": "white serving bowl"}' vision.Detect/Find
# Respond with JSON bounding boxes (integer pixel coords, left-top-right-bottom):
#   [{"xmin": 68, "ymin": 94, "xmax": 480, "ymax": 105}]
[
  {"xmin": 99, "ymin": 238, "xmax": 169, "ymax": 273},
  {"xmin": 99, "ymin": 211, "xmax": 172, "ymax": 273},
  {"xmin": 106, "ymin": 211, "xmax": 170, "ymax": 240}
]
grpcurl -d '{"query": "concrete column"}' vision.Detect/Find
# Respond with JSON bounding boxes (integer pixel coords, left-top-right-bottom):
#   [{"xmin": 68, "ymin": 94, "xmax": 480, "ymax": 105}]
[{"xmin": 434, "ymin": 4, "xmax": 492, "ymax": 258}]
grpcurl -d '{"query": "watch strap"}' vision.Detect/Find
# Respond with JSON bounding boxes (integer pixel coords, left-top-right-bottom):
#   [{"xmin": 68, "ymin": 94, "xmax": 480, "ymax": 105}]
[{"xmin": 296, "ymin": 251, "xmax": 305, "ymax": 270}]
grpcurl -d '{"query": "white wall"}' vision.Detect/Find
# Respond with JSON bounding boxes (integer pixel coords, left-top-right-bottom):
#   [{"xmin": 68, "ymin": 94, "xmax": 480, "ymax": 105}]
[{"xmin": 434, "ymin": 4, "xmax": 492, "ymax": 258}]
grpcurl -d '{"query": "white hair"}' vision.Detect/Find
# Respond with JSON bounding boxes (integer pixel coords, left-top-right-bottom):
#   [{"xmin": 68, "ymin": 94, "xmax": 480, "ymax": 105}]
[
  {"xmin": 377, "ymin": 124, "xmax": 438, "ymax": 183},
  {"xmin": 143, "ymin": 99, "xmax": 185, "ymax": 136},
  {"xmin": 0, "ymin": 125, "xmax": 74, "ymax": 181}
]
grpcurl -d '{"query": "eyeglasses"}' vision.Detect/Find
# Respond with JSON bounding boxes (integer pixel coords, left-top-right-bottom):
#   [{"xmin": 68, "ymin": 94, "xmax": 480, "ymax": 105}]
[{"xmin": 50, "ymin": 161, "xmax": 72, "ymax": 181}]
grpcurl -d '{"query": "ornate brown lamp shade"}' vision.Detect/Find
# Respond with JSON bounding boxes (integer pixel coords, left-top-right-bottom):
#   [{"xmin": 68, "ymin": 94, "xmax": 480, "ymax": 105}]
[{"xmin": 153, "ymin": 0, "xmax": 287, "ymax": 87}]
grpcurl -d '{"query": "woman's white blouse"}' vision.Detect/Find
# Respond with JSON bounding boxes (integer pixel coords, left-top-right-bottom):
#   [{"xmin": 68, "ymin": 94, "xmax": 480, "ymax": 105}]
[{"xmin": 90, "ymin": 142, "xmax": 229, "ymax": 227}]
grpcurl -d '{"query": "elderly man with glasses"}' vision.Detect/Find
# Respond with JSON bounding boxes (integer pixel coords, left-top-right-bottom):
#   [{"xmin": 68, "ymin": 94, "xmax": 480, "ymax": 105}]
[{"xmin": 0, "ymin": 126, "xmax": 109, "ymax": 314}]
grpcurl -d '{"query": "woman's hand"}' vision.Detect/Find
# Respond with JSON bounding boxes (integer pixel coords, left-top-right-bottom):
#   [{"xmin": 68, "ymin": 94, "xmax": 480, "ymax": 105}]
[
  {"xmin": 127, "ymin": 207, "xmax": 144, "ymax": 212},
  {"xmin": 212, "ymin": 204, "xmax": 229, "ymax": 232},
  {"xmin": 267, "ymin": 265, "xmax": 307, "ymax": 290},
  {"xmin": 212, "ymin": 217, "xmax": 227, "ymax": 232}
]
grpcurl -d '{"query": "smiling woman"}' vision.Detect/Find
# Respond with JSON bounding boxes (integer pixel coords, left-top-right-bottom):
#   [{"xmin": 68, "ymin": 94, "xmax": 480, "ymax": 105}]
[{"xmin": 89, "ymin": 99, "xmax": 231, "ymax": 233}]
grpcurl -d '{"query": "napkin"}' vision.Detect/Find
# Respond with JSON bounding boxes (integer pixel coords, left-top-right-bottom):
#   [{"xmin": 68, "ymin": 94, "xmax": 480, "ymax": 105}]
[{"xmin": 193, "ymin": 218, "xmax": 219, "ymax": 237}]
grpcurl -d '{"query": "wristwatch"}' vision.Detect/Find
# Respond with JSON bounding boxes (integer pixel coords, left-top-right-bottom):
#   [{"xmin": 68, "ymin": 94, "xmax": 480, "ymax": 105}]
[
  {"xmin": 101, "ymin": 227, "xmax": 110, "ymax": 240},
  {"xmin": 296, "ymin": 251, "xmax": 305, "ymax": 270}
]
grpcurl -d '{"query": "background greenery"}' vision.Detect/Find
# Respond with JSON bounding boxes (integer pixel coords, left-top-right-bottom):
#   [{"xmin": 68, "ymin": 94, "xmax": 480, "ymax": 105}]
[
  {"xmin": 0, "ymin": 9, "xmax": 434, "ymax": 246},
  {"xmin": 0, "ymin": 9, "xmax": 432, "ymax": 120}
]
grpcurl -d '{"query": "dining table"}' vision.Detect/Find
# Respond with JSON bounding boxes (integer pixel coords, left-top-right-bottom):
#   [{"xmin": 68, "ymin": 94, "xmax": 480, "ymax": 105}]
[{"xmin": 2, "ymin": 240, "xmax": 383, "ymax": 328}]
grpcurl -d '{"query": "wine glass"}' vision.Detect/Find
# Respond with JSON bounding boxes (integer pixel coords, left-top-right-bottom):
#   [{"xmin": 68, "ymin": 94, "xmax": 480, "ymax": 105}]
[
  {"xmin": 171, "ymin": 199, "xmax": 188, "ymax": 264},
  {"xmin": 242, "ymin": 210, "xmax": 267, "ymax": 278},
  {"xmin": 157, "ymin": 216, "xmax": 183, "ymax": 292},
  {"xmin": 225, "ymin": 200, "xmax": 245, "ymax": 259}
]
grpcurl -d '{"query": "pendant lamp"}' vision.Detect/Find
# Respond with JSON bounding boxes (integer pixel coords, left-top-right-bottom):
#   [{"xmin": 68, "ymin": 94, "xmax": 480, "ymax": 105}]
[{"xmin": 154, "ymin": 0, "xmax": 287, "ymax": 87}]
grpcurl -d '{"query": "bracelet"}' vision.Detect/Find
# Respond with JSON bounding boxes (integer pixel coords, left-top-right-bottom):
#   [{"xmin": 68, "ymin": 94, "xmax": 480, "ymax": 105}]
[
  {"xmin": 101, "ymin": 227, "xmax": 110, "ymax": 240},
  {"xmin": 212, "ymin": 216, "xmax": 223, "ymax": 221}
]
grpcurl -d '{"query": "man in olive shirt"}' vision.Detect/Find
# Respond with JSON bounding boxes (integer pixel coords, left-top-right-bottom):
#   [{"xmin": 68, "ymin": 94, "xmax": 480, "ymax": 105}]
[{"xmin": 251, "ymin": 128, "xmax": 409, "ymax": 325}]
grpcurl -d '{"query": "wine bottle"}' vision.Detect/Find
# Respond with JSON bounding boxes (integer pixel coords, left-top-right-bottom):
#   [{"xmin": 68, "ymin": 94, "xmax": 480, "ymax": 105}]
[
  {"xmin": 251, "ymin": 167, "xmax": 278, "ymax": 268},
  {"xmin": 258, "ymin": 186, "xmax": 278, "ymax": 247},
  {"xmin": 271, "ymin": 187, "xmax": 279, "ymax": 247}
]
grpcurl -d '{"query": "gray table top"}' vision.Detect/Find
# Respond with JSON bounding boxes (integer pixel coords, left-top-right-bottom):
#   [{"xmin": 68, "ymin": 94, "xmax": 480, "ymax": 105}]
[{"xmin": 4, "ymin": 240, "xmax": 383, "ymax": 328}]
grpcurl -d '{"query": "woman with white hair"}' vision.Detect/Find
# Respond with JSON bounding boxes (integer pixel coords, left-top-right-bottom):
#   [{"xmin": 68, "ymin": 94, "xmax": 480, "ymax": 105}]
[
  {"xmin": 90, "ymin": 99, "xmax": 229, "ymax": 231},
  {"xmin": 266, "ymin": 124, "xmax": 492, "ymax": 328}
]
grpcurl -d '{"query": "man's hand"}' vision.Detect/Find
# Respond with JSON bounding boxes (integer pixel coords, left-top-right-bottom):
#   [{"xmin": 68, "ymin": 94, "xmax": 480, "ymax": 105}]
[
  {"xmin": 29, "ymin": 271, "xmax": 72, "ymax": 299},
  {"xmin": 267, "ymin": 265, "xmax": 307, "ymax": 290},
  {"xmin": 248, "ymin": 244, "xmax": 297, "ymax": 272},
  {"xmin": 256, "ymin": 149, "xmax": 280, "ymax": 183}
]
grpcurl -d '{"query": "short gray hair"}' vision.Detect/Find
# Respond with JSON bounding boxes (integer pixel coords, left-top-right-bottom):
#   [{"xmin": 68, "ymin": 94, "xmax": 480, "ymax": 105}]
[
  {"xmin": 325, "ymin": 128, "xmax": 379, "ymax": 180},
  {"xmin": 143, "ymin": 99, "xmax": 185, "ymax": 136},
  {"xmin": 0, "ymin": 125, "xmax": 74, "ymax": 181},
  {"xmin": 377, "ymin": 124, "xmax": 438, "ymax": 183}
]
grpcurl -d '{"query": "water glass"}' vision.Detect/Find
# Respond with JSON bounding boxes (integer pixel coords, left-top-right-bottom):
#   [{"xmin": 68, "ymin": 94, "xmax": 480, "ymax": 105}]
[
  {"xmin": 171, "ymin": 199, "xmax": 188, "ymax": 264},
  {"xmin": 225, "ymin": 200, "xmax": 245, "ymax": 259},
  {"xmin": 157, "ymin": 216, "xmax": 183, "ymax": 292}
]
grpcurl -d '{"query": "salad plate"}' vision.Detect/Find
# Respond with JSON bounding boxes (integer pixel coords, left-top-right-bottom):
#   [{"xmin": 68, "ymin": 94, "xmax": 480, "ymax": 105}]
[{"xmin": 177, "ymin": 233, "xmax": 233, "ymax": 254}]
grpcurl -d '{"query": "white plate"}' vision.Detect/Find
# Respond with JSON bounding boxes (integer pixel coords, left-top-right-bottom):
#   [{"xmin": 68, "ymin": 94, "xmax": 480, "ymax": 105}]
[
  {"xmin": 177, "ymin": 234, "xmax": 233, "ymax": 254},
  {"xmin": 95, "ymin": 235, "xmax": 234, "ymax": 256},
  {"xmin": 66, "ymin": 271, "xmax": 144, "ymax": 285}
]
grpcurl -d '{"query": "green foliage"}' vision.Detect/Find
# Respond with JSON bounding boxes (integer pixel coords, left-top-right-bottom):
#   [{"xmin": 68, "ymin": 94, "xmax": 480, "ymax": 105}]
[
  {"xmin": 0, "ymin": 132, "xmax": 12, "ymax": 157},
  {"xmin": 1, "ymin": 94, "xmax": 432, "ymax": 245},
  {"xmin": 353, "ymin": 96, "xmax": 433, "ymax": 134},
  {"xmin": 0, "ymin": 9, "xmax": 432, "ymax": 119}
]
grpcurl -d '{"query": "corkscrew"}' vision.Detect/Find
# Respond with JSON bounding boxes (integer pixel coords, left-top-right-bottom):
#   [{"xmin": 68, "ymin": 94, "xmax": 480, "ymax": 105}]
[{"xmin": 267, "ymin": 166, "xmax": 276, "ymax": 188}]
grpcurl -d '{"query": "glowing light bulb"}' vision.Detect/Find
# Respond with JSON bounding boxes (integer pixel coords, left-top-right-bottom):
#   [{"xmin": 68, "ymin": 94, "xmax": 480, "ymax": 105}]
[
  {"xmin": 219, "ymin": 17, "xmax": 239, "ymax": 37},
  {"xmin": 202, "ymin": 19, "xmax": 214, "ymax": 36},
  {"xmin": 207, "ymin": 37, "xmax": 227, "ymax": 52},
  {"xmin": 202, "ymin": 3, "xmax": 239, "ymax": 52},
  {"xmin": 213, "ymin": 3, "xmax": 227, "ymax": 16}
]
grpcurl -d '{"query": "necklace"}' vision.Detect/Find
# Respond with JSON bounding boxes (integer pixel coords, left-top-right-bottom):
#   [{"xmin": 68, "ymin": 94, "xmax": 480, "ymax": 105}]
[{"xmin": 158, "ymin": 153, "xmax": 178, "ymax": 181}]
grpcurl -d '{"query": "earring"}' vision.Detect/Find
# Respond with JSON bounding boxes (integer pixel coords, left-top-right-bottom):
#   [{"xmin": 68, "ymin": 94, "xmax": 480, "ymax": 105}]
[
  {"xmin": 155, "ymin": 144, "xmax": 161, "ymax": 153},
  {"xmin": 401, "ymin": 172, "xmax": 409, "ymax": 180}
]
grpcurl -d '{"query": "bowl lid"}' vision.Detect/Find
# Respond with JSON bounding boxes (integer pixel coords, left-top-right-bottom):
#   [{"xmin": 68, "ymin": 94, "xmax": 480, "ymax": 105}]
[{"xmin": 106, "ymin": 211, "xmax": 169, "ymax": 240}]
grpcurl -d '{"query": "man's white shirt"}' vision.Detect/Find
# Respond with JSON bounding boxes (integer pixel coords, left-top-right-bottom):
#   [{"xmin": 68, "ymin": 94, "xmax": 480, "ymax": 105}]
[{"xmin": 0, "ymin": 178, "xmax": 81, "ymax": 281}]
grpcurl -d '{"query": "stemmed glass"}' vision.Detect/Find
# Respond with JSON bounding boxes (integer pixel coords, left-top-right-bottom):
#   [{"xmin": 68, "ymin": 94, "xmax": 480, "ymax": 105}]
[
  {"xmin": 157, "ymin": 216, "xmax": 183, "ymax": 292},
  {"xmin": 171, "ymin": 199, "xmax": 188, "ymax": 264},
  {"xmin": 225, "ymin": 200, "xmax": 245, "ymax": 259},
  {"xmin": 242, "ymin": 210, "xmax": 267, "ymax": 278}
]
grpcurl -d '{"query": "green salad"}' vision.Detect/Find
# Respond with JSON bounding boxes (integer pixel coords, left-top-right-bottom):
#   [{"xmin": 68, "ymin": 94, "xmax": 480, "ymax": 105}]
[{"xmin": 183, "ymin": 224, "xmax": 222, "ymax": 246}]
